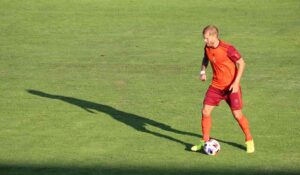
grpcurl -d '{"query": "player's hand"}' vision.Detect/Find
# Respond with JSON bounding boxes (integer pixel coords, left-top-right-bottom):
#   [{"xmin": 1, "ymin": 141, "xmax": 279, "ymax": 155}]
[
  {"xmin": 200, "ymin": 74, "xmax": 206, "ymax": 81},
  {"xmin": 229, "ymin": 82, "xmax": 239, "ymax": 93}
]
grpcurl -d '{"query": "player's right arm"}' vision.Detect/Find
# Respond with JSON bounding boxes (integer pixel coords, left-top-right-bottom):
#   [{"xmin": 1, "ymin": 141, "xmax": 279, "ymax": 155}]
[{"xmin": 199, "ymin": 50, "xmax": 209, "ymax": 81}]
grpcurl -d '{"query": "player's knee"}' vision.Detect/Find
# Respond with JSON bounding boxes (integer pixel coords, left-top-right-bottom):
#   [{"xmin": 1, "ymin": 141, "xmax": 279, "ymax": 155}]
[
  {"xmin": 202, "ymin": 108, "xmax": 211, "ymax": 117},
  {"xmin": 232, "ymin": 110, "xmax": 243, "ymax": 120},
  {"xmin": 234, "ymin": 115, "xmax": 242, "ymax": 120}
]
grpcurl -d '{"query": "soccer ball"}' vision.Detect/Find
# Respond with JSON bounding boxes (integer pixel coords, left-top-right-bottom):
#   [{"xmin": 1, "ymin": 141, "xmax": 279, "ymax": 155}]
[{"xmin": 204, "ymin": 139, "xmax": 221, "ymax": 155}]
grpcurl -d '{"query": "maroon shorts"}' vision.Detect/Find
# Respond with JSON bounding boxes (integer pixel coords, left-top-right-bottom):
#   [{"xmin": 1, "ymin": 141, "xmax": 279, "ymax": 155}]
[{"xmin": 203, "ymin": 85, "xmax": 243, "ymax": 110}]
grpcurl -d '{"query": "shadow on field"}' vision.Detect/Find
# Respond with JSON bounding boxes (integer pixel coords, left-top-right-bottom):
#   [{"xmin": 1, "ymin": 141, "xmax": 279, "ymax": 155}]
[
  {"xmin": 1, "ymin": 163, "xmax": 299, "ymax": 175},
  {"xmin": 27, "ymin": 89, "xmax": 245, "ymax": 152},
  {"xmin": 27, "ymin": 90, "xmax": 197, "ymax": 149}
]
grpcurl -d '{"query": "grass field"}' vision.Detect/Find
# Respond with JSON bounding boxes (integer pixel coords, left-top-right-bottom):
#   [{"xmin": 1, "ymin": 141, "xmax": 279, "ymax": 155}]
[{"xmin": 0, "ymin": 0, "xmax": 300, "ymax": 174}]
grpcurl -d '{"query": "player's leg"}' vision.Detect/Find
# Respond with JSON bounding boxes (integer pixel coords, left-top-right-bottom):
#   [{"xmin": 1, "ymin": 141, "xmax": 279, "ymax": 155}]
[
  {"xmin": 202, "ymin": 104, "xmax": 215, "ymax": 141},
  {"xmin": 231, "ymin": 109, "xmax": 255, "ymax": 153},
  {"xmin": 227, "ymin": 87, "xmax": 254, "ymax": 153},
  {"xmin": 231, "ymin": 109, "xmax": 252, "ymax": 142},
  {"xmin": 191, "ymin": 86, "xmax": 222, "ymax": 152},
  {"xmin": 191, "ymin": 105, "xmax": 215, "ymax": 152}
]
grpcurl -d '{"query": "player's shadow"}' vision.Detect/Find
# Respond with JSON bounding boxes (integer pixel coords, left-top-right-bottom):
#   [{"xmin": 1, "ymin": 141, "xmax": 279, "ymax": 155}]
[
  {"xmin": 27, "ymin": 89, "xmax": 245, "ymax": 152},
  {"xmin": 27, "ymin": 89, "xmax": 198, "ymax": 150}
]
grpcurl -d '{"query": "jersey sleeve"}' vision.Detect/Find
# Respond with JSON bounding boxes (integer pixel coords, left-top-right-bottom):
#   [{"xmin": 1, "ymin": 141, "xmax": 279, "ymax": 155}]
[{"xmin": 227, "ymin": 46, "xmax": 241, "ymax": 62}]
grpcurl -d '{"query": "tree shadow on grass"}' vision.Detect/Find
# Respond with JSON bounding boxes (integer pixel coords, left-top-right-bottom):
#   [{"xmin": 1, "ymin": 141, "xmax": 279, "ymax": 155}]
[{"xmin": 27, "ymin": 89, "xmax": 245, "ymax": 152}]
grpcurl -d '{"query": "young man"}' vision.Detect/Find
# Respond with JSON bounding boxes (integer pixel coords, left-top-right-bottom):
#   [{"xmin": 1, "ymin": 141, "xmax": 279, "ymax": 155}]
[{"xmin": 191, "ymin": 25, "xmax": 255, "ymax": 153}]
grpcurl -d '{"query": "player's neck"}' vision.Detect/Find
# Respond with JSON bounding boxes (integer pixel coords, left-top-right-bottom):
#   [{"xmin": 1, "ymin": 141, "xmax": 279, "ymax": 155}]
[{"xmin": 212, "ymin": 39, "xmax": 220, "ymax": 48}]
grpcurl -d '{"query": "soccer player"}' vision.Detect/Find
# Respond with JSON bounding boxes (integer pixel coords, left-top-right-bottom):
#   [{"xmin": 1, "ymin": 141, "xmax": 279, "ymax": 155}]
[{"xmin": 191, "ymin": 25, "xmax": 255, "ymax": 153}]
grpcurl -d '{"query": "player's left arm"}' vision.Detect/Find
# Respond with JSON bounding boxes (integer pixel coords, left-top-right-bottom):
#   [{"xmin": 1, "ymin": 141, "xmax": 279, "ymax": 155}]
[
  {"xmin": 229, "ymin": 58, "xmax": 245, "ymax": 93},
  {"xmin": 227, "ymin": 45, "xmax": 245, "ymax": 93}
]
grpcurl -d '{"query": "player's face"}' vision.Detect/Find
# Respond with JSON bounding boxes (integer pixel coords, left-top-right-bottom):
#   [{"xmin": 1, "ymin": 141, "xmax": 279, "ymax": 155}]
[{"xmin": 203, "ymin": 32, "xmax": 218, "ymax": 47}]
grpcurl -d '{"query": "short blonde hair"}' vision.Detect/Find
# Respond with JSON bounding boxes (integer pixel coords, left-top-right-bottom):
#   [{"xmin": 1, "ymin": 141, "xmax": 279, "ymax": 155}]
[{"xmin": 202, "ymin": 25, "xmax": 219, "ymax": 37}]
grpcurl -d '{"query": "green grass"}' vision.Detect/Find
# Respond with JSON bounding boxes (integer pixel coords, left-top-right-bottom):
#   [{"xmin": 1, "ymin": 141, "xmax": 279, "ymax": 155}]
[{"xmin": 0, "ymin": 0, "xmax": 300, "ymax": 174}]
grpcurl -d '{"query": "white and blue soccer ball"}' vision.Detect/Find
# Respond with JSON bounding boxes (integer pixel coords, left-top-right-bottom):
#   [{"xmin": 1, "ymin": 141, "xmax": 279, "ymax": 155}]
[{"xmin": 204, "ymin": 139, "xmax": 221, "ymax": 155}]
